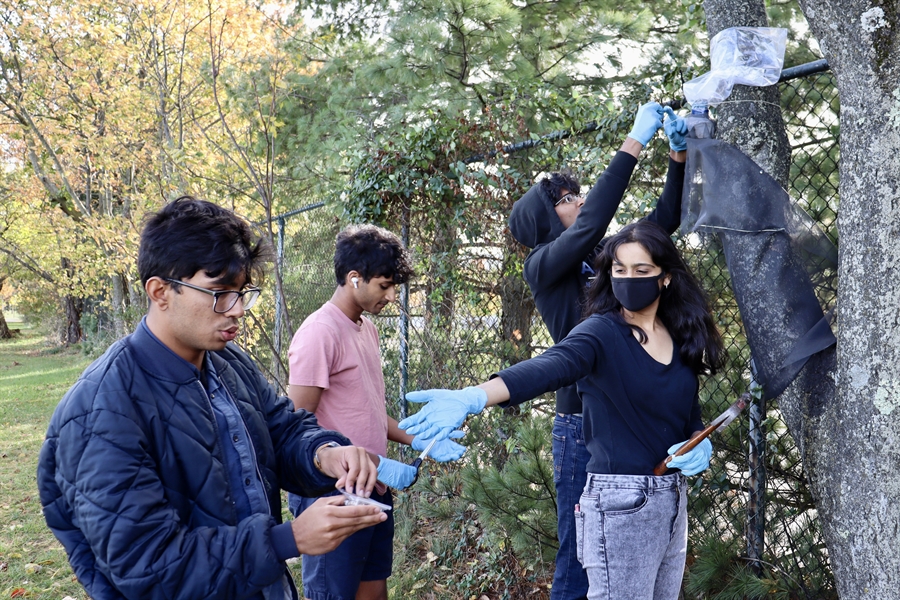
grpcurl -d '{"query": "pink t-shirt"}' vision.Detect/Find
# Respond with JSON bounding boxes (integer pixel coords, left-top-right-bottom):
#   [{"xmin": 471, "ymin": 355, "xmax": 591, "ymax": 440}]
[{"xmin": 288, "ymin": 301, "xmax": 388, "ymax": 457}]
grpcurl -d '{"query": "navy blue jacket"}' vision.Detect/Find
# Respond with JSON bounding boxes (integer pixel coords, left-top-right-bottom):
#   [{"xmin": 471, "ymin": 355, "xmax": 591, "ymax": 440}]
[
  {"xmin": 508, "ymin": 152, "xmax": 685, "ymax": 413},
  {"xmin": 37, "ymin": 321, "xmax": 349, "ymax": 600}
]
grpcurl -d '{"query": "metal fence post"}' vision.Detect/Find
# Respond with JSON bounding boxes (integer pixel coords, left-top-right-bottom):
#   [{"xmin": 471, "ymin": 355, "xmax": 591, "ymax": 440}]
[
  {"xmin": 398, "ymin": 207, "xmax": 411, "ymax": 459},
  {"xmin": 747, "ymin": 376, "xmax": 767, "ymax": 574},
  {"xmin": 273, "ymin": 216, "xmax": 286, "ymax": 380},
  {"xmin": 399, "ymin": 207, "xmax": 410, "ymax": 422}
]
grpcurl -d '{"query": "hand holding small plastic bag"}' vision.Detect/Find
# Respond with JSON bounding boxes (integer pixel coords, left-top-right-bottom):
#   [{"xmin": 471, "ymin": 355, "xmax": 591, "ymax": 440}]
[{"xmin": 663, "ymin": 107, "xmax": 688, "ymax": 152}]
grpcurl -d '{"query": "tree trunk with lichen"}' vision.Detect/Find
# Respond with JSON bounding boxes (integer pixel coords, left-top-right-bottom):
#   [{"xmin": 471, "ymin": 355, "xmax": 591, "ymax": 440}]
[
  {"xmin": 795, "ymin": 1, "xmax": 900, "ymax": 597},
  {"xmin": 706, "ymin": 0, "xmax": 900, "ymax": 596}
]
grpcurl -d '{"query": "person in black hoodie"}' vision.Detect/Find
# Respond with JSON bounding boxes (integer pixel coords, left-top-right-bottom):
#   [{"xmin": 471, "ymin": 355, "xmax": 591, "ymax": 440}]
[{"xmin": 500, "ymin": 102, "xmax": 688, "ymax": 599}]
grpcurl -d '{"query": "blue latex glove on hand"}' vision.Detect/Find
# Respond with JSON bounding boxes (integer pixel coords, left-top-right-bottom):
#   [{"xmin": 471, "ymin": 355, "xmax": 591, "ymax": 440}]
[
  {"xmin": 398, "ymin": 387, "xmax": 488, "ymax": 441},
  {"xmin": 412, "ymin": 431, "xmax": 466, "ymax": 462},
  {"xmin": 627, "ymin": 102, "xmax": 665, "ymax": 146},
  {"xmin": 377, "ymin": 456, "xmax": 417, "ymax": 490},
  {"xmin": 666, "ymin": 438, "xmax": 713, "ymax": 477},
  {"xmin": 663, "ymin": 107, "xmax": 688, "ymax": 152}
]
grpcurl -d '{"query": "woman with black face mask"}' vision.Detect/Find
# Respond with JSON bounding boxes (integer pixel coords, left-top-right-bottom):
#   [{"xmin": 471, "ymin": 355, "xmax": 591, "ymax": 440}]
[{"xmin": 400, "ymin": 220, "xmax": 724, "ymax": 600}]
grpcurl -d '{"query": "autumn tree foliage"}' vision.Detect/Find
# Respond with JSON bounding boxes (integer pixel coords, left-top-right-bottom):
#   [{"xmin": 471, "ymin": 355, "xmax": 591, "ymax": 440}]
[{"xmin": 0, "ymin": 0, "xmax": 304, "ymax": 342}]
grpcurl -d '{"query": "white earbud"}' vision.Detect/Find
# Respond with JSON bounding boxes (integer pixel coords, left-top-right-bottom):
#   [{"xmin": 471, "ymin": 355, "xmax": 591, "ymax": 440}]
[{"xmin": 351, "ymin": 277, "xmax": 359, "ymax": 289}]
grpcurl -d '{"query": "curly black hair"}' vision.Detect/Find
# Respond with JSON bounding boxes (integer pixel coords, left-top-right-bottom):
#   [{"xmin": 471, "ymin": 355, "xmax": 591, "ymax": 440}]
[
  {"xmin": 539, "ymin": 170, "xmax": 581, "ymax": 204},
  {"xmin": 334, "ymin": 224, "xmax": 414, "ymax": 285}
]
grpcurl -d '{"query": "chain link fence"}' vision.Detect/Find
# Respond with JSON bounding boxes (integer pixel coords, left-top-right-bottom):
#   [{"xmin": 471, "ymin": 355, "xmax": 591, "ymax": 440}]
[{"xmin": 258, "ymin": 63, "xmax": 839, "ymax": 599}]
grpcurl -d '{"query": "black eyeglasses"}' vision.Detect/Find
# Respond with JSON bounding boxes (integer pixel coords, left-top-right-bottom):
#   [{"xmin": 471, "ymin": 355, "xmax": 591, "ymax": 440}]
[
  {"xmin": 164, "ymin": 278, "xmax": 261, "ymax": 313},
  {"xmin": 554, "ymin": 192, "xmax": 583, "ymax": 206}
]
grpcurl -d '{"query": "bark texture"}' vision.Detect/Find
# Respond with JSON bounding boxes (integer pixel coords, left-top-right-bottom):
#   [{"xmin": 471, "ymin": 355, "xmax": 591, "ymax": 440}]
[
  {"xmin": 700, "ymin": 0, "xmax": 833, "ymax": 413},
  {"xmin": 704, "ymin": 0, "xmax": 839, "ymax": 428},
  {"xmin": 61, "ymin": 258, "xmax": 83, "ymax": 345},
  {"xmin": 500, "ymin": 229, "xmax": 536, "ymax": 366},
  {"xmin": 795, "ymin": 1, "xmax": 900, "ymax": 597},
  {"xmin": 706, "ymin": 0, "xmax": 900, "ymax": 596}
]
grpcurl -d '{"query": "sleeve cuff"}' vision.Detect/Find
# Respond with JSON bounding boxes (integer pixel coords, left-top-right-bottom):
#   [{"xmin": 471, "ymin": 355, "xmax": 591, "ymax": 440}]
[
  {"xmin": 305, "ymin": 433, "xmax": 351, "ymax": 488},
  {"xmin": 271, "ymin": 522, "xmax": 300, "ymax": 561},
  {"xmin": 668, "ymin": 156, "xmax": 686, "ymax": 174}
]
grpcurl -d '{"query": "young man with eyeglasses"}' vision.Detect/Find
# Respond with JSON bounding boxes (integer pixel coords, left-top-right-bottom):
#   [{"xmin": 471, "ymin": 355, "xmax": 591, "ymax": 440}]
[
  {"xmin": 286, "ymin": 224, "xmax": 464, "ymax": 600},
  {"xmin": 505, "ymin": 102, "xmax": 688, "ymax": 600},
  {"xmin": 38, "ymin": 197, "xmax": 387, "ymax": 600}
]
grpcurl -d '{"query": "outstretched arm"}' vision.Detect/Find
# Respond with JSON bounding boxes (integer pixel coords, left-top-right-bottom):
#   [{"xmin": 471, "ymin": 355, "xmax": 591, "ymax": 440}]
[
  {"xmin": 477, "ymin": 377, "xmax": 513, "ymax": 407},
  {"xmin": 399, "ymin": 319, "xmax": 608, "ymax": 440}
]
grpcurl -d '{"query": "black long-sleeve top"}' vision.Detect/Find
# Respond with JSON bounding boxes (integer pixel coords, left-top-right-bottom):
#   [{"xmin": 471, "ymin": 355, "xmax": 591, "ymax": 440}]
[
  {"xmin": 509, "ymin": 152, "xmax": 685, "ymax": 414},
  {"xmin": 497, "ymin": 314, "xmax": 702, "ymax": 475}
]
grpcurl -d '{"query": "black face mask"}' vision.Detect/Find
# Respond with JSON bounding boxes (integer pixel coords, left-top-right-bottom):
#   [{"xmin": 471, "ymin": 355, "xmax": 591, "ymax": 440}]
[{"xmin": 610, "ymin": 273, "xmax": 665, "ymax": 311}]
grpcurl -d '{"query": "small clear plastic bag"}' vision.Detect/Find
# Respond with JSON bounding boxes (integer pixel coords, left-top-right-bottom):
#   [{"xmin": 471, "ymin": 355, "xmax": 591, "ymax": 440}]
[
  {"xmin": 684, "ymin": 27, "xmax": 788, "ymax": 107},
  {"xmin": 339, "ymin": 489, "xmax": 392, "ymax": 511}
]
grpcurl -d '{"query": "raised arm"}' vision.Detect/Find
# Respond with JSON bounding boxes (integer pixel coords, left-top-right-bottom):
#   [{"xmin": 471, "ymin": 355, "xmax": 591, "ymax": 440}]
[
  {"xmin": 523, "ymin": 104, "xmax": 666, "ymax": 288},
  {"xmin": 645, "ymin": 110, "xmax": 688, "ymax": 235}
]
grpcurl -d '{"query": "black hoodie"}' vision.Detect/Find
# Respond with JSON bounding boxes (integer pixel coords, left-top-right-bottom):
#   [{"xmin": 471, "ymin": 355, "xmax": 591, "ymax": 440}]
[{"xmin": 507, "ymin": 151, "xmax": 685, "ymax": 413}]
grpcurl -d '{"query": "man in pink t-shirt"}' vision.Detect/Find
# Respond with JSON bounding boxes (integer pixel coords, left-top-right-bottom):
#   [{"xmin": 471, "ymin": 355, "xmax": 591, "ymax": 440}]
[{"xmin": 287, "ymin": 224, "xmax": 465, "ymax": 600}]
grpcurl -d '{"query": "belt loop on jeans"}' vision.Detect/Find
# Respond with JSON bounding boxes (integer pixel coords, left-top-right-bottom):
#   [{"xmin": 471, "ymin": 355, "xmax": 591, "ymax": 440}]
[{"xmin": 645, "ymin": 476, "xmax": 654, "ymax": 495}]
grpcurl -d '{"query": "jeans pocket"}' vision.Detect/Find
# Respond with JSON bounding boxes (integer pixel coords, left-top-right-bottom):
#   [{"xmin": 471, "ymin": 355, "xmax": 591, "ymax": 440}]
[
  {"xmin": 598, "ymin": 488, "xmax": 649, "ymax": 515},
  {"xmin": 574, "ymin": 506, "xmax": 585, "ymax": 566}
]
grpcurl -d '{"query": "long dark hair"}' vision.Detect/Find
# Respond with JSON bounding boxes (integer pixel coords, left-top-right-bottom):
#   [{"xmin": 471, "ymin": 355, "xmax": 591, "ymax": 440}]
[{"xmin": 584, "ymin": 221, "xmax": 724, "ymax": 375}]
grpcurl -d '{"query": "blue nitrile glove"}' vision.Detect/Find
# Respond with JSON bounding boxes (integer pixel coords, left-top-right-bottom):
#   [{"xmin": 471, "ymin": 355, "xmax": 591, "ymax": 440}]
[
  {"xmin": 626, "ymin": 102, "xmax": 665, "ymax": 146},
  {"xmin": 412, "ymin": 431, "xmax": 467, "ymax": 462},
  {"xmin": 398, "ymin": 387, "xmax": 488, "ymax": 441},
  {"xmin": 663, "ymin": 107, "xmax": 687, "ymax": 152},
  {"xmin": 377, "ymin": 456, "xmax": 417, "ymax": 490},
  {"xmin": 666, "ymin": 438, "xmax": 713, "ymax": 477}
]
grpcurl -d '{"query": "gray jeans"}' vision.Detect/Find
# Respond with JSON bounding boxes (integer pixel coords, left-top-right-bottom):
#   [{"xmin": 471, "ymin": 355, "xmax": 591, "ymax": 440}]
[{"xmin": 575, "ymin": 472, "xmax": 687, "ymax": 600}]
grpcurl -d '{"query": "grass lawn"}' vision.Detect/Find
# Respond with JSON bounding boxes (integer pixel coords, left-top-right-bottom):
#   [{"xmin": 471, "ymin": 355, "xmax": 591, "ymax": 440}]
[
  {"xmin": 0, "ymin": 324, "xmax": 528, "ymax": 599},
  {"xmin": 0, "ymin": 327, "xmax": 91, "ymax": 599}
]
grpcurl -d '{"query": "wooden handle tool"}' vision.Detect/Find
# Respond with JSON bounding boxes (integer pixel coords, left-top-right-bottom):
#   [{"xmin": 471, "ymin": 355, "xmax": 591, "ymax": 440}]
[{"xmin": 653, "ymin": 393, "xmax": 750, "ymax": 476}]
